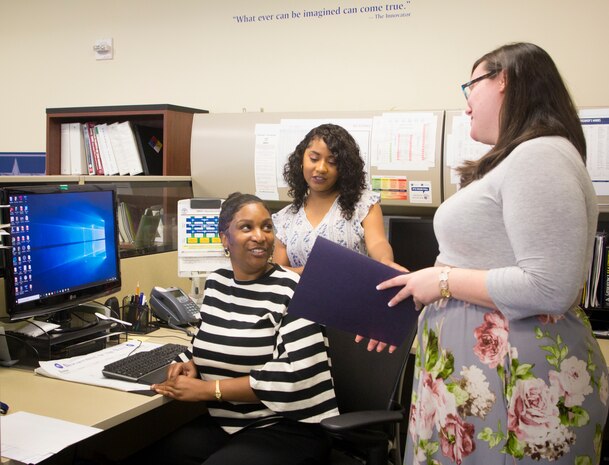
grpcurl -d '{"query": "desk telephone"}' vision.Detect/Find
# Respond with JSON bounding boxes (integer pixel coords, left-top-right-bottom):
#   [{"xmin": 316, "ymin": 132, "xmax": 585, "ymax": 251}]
[{"xmin": 149, "ymin": 286, "xmax": 201, "ymax": 326}]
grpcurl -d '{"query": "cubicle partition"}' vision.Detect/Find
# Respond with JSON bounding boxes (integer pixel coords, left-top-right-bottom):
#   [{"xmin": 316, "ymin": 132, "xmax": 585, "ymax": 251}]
[{"xmin": 190, "ymin": 111, "xmax": 445, "ymax": 213}]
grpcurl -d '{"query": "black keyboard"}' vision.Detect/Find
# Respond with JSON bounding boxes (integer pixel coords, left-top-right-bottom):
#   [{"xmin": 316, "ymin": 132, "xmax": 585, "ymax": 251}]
[{"xmin": 102, "ymin": 343, "xmax": 188, "ymax": 384}]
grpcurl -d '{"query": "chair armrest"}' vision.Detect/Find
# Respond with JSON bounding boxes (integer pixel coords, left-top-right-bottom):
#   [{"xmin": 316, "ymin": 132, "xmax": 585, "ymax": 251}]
[{"xmin": 320, "ymin": 409, "xmax": 405, "ymax": 432}]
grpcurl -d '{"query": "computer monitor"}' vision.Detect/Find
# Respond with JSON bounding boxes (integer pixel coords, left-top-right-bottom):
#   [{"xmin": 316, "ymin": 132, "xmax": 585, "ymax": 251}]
[
  {"xmin": 0, "ymin": 184, "xmax": 121, "ymax": 322},
  {"xmin": 388, "ymin": 216, "xmax": 439, "ymax": 271}
]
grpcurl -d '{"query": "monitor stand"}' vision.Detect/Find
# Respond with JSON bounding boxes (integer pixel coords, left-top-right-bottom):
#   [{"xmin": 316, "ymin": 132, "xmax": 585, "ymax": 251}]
[
  {"xmin": 46, "ymin": 308, "xmax": 99, "ymax": 334},
  {"xmin": 0, "ymin": 327, "xmax": 19, "ymax": 367},
  {"xmin": 13, "ymin": 303, "xmax": 121, "ymax": 363}
]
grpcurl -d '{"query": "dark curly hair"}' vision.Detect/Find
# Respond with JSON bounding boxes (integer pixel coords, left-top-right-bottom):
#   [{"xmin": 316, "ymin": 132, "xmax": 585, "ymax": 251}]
[{"xmin": 283, "ymin": 124, "xmax": 366, "ymax": 220}]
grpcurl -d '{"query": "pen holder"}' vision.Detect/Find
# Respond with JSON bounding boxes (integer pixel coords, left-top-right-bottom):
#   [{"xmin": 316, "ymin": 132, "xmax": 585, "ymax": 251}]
[{"xmin": 121, "ymin": 297, "xmax": 154, "ymax": 334}]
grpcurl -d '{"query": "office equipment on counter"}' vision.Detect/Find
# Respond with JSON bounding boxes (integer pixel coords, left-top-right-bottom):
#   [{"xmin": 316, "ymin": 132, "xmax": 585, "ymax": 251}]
[
  {"xmin": 177, "ymin": 198, "xmax": 228, "ymax": 276},
  {"xmin": 121, "ymin": 295, "xmax": 152, "ymax": 334},
  {"xmin": 0, "ymin": 184, "xmax": 123, "ymax": 360},
  {"xmin": 149, "ymin": 286, "xmax": 200, "ymax": 327},
  {"xmin": 288, "ymin": 237, "xmax": 417, "ymax": 347},
  {"xmin": 0, "ymin": 184, "xmax": 121, "ymax": 323},
  {"xmin": 177, "ymin": 197, "xmax": 229, "ymax": 303},
  {"xmin": 102, "ymin": 342, "xmax": 187, "ymax": 384}
]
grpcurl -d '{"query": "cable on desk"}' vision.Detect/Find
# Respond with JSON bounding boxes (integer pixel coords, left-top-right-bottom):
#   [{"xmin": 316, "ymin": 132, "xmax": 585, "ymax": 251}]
[
  {"xmin": 126, "ymin": 339, "xmax": 143, "ymax": 357},
  {"xmin": 2, "ymin": 331, "xmax": 41, "ymax": 362},
  {"xmin": 92, "ymin": 299, "xmax": 121, "ymax": 320},
  {"xmin": 137, "ymin": 329, "xmax": 195, "ymax": 345}
]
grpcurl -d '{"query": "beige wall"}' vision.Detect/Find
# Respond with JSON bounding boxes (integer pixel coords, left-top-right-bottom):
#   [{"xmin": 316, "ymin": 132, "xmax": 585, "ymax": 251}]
[{"xmin": 1, "ymin": 0, "xmax": 608, "ymax": 153}]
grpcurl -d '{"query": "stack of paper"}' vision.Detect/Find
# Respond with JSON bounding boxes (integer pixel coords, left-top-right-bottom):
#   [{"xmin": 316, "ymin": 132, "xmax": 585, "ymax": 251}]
[
  {"xmin": 35, "ymin": 340, "xmax": 163, "ymax": 392},
  {"xmin": 1, "ymin": 412, "xmax": 101, "ymax": 464}
]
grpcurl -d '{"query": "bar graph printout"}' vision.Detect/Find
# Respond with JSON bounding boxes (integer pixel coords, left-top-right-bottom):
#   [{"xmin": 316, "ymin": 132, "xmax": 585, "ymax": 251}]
[{"xmin": 370, "ymin": 112, "xmax": 438, "ymax": 171}]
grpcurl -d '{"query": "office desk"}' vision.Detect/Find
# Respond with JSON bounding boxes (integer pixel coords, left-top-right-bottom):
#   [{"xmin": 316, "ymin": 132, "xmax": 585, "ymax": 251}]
[
  {"xmin": 1, "ymin": 328, "xmax": 206, "ymax": 464},
  {"xmin": 3, "ymin": 331, "xmax": 609, "ymax": 464},
  {"xmin": 599, "ymin": 337, "xmax": 609, "ymax": 367}
]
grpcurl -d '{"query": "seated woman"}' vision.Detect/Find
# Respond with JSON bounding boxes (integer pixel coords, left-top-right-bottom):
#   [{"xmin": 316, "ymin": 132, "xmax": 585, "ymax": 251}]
[{"xmin": 133, "ymin": 192, "xmax": 338, "ymax": 465}]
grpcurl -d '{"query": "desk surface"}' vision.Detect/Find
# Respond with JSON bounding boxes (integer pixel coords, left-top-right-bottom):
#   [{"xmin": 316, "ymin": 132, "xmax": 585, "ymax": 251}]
[
  {"xmin": 599, "ymin": 337, "xmax": 609, "ymax": 366},
  {"xmin": 4, "ymin": 330, "xmax": 609, "ymax": 427},
  {"xmin": 2, "ymin": 329, "xmax": 609, "ymax": 459},
  {"xmin": 0, "ymin": 328, "xmax": 192, "ymax": 430}
]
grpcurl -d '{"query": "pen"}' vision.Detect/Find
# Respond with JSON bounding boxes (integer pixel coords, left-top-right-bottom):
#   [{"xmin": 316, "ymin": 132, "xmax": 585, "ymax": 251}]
[
  {"xmin": 139, "ymin": 292, "xmax": 145, "ymax": 306},
  {"xmin": 135, "ymin": 281, "xmax": 140, "ymax": 297}
]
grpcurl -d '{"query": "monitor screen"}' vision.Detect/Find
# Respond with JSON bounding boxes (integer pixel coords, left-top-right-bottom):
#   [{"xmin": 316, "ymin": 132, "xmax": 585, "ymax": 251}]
[
  {"xmin": 388, "ymin": 216, "xmax": 439, "ymax": 272},
  {"xmin": 1, "ymin": 184, "xmax": 121, "ymax": 321}
]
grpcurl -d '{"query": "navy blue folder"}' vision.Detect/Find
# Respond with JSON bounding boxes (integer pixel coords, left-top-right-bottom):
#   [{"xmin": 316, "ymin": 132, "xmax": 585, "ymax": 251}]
[{"xmin": 287, "ymin": 237, "xmax": 418, "ymax": 347}]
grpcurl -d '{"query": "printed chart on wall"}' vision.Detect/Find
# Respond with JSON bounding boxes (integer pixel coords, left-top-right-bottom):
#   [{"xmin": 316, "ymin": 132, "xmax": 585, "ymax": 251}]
[
  {"xmin": 444, "ymin": 112, "xmax": 492, "ymax": 186},
  {"xmin": 580, "ymin": 108, "xmax": 609, "ymax": 196},
  {"xmin": 253, "ymin": 112, "xmax": 439, "ymax": 205}
]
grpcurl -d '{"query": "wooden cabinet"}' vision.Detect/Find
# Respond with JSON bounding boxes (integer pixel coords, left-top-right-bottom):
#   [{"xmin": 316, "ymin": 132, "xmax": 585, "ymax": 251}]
[{"xmin": 46, "ymin": 104, "xmax": 208, "ymax": 176}]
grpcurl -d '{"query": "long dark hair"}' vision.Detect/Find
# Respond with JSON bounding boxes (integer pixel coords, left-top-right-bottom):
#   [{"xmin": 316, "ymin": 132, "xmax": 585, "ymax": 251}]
[
  {"xmin": 283, "ymin": 123, "xmax": 366, "ymax": 220},
  {"xmin": 218, "ymin": 192, "xmax": 271, "ymax": 234},
  {"xmin": 458, "ymin": 42, "xmax": 586, "ymax": 188}
]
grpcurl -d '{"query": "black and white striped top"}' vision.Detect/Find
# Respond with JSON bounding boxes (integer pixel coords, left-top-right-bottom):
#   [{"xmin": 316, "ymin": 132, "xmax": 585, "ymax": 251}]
[{"xmin": 182, "ymin": 264, "xmax": 338, "ymax": 434}]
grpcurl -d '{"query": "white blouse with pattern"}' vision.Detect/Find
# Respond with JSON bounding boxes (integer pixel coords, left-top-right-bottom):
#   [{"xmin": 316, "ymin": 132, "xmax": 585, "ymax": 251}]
[{"xmin": 273, "ymin": 190, "xmax": 380, "ymax": 266}]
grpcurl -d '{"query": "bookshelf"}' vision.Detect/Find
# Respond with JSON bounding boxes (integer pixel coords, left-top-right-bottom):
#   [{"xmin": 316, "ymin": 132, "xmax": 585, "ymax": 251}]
[
  {"xmin": 46, "ymin": 104, "xmax": 208, "ymax": 176},
  {"xmin": 586, "ymin": 212, "xmax": 609, "ymax": 333}
]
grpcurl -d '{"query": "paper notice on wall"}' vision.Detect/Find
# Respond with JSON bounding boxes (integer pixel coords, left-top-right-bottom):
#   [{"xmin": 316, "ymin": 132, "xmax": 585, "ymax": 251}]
[
  {"xmin": 580, "ymin": 108, "xmax": 609, "ymax": 196},
  {"xmin": 254, "ymin": 124, "xmax": 280, "ymax": 200}
]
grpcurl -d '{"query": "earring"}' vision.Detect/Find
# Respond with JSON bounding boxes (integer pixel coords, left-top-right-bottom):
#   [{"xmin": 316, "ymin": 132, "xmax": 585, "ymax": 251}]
[{"xmin": 224, "ymin": 248, "xmax": 230, "ymax": 257}]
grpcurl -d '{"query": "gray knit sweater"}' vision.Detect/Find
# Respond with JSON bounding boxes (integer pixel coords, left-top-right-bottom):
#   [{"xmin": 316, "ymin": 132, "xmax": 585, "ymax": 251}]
[{"xmin": 434, "ymin": 136, "xmax": 597, "ymax": 320}]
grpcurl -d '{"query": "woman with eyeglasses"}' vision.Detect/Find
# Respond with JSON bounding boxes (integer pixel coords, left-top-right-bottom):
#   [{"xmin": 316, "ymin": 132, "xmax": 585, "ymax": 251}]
[{"xmin": 375, "ymin": 43, "xmax": 609, "ymax": 463}]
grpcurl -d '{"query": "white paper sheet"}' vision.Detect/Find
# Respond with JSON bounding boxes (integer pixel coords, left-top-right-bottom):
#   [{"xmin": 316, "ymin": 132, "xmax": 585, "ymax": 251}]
[
  {"xmin": 35, "ymin": 341, "xmax": 164, "ymax": 392},
  {"xmin": 1, "ymin": 411, "xmax": 102, "ymax": 464}
]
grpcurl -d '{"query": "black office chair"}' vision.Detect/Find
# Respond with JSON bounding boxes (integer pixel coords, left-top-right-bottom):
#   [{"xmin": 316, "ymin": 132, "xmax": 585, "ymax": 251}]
[{"xmin": 321, "ymin": 325, "xmax": 417, "ymax": 465}]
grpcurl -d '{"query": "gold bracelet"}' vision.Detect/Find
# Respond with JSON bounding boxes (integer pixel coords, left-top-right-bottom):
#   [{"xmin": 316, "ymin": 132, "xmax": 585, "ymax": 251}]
[
  {"xmin": 439, "ymin": 267, "xmax": 452, "ymax": 299},
  {"xmin": 215, "ymin": 379, "xmax": 222, "ymax": 401}
]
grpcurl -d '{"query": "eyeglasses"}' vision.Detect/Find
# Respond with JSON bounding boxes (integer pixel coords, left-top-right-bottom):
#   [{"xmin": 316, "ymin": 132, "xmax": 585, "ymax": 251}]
[{"xmin": 461, "ymin": 71, "xmax": 497, "ymax": 100}]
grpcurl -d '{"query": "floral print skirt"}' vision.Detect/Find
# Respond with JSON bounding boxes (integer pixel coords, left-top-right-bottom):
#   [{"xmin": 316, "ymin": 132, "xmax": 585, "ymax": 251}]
[{"xmin": 404, "ymin": 300, "xmax": 609, "ymax": 465}]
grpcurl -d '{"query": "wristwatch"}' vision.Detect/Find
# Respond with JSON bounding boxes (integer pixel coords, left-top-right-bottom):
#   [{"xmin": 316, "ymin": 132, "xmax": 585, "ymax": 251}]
[{"xmin": 439, "ymin": 267, "xmax": 452, "ymax": 299}]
